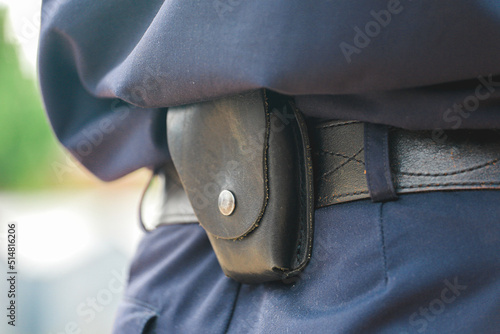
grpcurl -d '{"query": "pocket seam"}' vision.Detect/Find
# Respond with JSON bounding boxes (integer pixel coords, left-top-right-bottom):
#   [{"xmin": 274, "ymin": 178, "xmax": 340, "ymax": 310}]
[{"xmin": 122, "ymin": 296, "xmax": 160, "ymax": 314}]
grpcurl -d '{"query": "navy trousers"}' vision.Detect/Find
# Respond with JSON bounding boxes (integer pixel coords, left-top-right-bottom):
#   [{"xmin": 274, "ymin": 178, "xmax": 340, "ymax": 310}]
[{"xmin": 113, "ymin": 190, "xmax": 500, "ymax": 333}]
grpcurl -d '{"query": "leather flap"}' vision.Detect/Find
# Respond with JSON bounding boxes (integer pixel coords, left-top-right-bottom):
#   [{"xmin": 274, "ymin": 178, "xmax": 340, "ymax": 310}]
[{"xmin": 167, "ymin": 90, "xmax": 268, "ymax": 239}]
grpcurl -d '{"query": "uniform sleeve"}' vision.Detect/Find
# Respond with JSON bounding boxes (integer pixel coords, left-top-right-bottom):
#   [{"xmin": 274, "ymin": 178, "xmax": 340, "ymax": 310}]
[
  {"xmin": 38, "ymin": 0, "xmax": 170, "ymax": 181},
  {"xmin": 38, "ymin": 0, "xmax": 500, "ymax": 180}
]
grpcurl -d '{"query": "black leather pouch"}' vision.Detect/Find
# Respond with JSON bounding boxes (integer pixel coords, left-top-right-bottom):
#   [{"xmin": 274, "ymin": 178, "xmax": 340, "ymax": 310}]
[{"xmin": 167, "ymin": 90, "xmax": 314, "ymax": 283}]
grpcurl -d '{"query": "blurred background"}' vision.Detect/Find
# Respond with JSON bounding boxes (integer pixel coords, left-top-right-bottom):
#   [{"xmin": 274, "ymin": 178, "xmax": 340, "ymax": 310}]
[{"xmin": 0, "ymin": 1, "xmax": 148, "ymax": 333}]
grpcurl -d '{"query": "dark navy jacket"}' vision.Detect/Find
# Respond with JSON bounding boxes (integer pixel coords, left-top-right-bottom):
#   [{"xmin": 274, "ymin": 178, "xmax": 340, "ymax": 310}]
[{"xmin": 38, "ymin": 0, "xmax": 500, "ymax": 181}]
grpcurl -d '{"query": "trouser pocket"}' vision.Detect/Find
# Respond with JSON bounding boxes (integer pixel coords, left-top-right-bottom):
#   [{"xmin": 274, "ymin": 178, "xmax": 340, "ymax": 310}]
[{"xmin": 112, "ymin": 298, "xmax": 158, "ymax": 334}]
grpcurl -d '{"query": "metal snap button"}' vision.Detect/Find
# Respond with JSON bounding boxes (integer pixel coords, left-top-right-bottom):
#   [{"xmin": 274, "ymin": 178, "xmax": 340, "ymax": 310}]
[{"xmin": 218, "ymin": 190, "xmax": 235, "ymax": 216}]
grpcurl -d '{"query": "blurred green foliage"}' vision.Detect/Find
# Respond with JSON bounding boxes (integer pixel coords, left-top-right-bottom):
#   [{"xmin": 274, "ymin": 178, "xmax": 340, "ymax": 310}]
[{"xmin": 0, "ymin": 8, "xmax": 60, "ymax": 189}]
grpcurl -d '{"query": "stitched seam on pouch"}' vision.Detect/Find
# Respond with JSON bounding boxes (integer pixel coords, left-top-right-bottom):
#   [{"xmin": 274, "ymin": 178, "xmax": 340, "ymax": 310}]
[
  {"xmin": 295, "ymin": 107, "xmax": 305, "ymax": 268},
  {"xmin": 232, "ymin": 90, "xmax": 270, "ymax": 240},
  {"xmin": 285, "ymin": 101, "xmax": 315, "ymax": 276}
]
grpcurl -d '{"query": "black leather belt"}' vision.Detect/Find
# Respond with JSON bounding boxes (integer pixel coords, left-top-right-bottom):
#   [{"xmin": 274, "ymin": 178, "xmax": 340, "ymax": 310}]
[
  {"xmin": 310, "ymin": 120, "xmax": 500, "ymax": 208},
  {"xmin": 140, "ymin": 91, "xmax": 500, "ymax": 283},
  {"xmin": 142, "ymin": 118, "xmax": 500, "ymax": 230}
]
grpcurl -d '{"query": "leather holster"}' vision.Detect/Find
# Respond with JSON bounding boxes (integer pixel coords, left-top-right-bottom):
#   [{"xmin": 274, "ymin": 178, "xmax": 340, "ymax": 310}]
[{"xmin": 167, "ymin": 90, "xmax": 314, "ymax": 284}]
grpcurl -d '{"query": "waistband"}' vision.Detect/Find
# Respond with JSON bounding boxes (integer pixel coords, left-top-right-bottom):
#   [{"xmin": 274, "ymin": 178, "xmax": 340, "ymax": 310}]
[{"xmin": 141, "ymin": 119, "xmax": 500, "ymax": 231}]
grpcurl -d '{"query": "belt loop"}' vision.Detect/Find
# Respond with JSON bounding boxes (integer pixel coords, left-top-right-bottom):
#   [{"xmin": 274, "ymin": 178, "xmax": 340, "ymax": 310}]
[{"xmin": 364, "ymin": 123, "xmax": 398, "ymax": 202}]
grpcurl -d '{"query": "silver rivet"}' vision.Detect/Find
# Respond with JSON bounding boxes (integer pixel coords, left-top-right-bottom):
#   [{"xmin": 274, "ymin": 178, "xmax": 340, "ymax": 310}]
[{"xmin": 218, "ymin": 190, "xmax": 236, "ymax": 216}]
